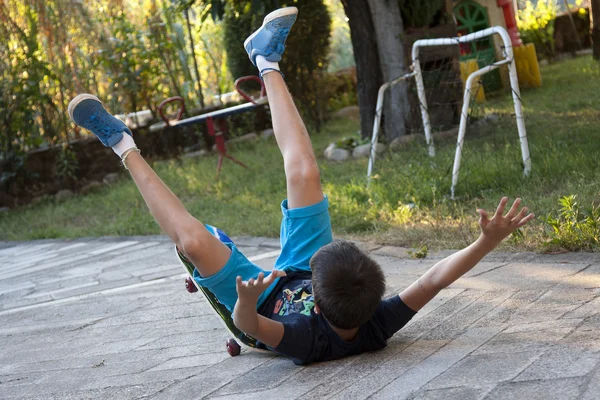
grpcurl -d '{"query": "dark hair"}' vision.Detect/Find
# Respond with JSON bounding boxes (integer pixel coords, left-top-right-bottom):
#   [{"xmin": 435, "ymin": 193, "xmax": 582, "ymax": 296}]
[{"xmin": 310, "ymin": 240, "xmax": 386, "ymax": 329}]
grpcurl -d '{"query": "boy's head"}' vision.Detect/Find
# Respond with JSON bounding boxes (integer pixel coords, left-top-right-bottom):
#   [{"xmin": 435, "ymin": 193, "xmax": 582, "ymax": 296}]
[{"xmin": 310, "ymin": 240, "xmax": 386, "ymax": 329}]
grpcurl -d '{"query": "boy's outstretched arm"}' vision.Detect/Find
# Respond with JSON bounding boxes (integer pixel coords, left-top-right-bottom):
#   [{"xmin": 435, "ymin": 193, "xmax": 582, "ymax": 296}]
[
  {"xmin": 233, "ymin": 271, "xmax": 287, "ymax": 348},
  {"xmin": 400, "ymin": 197, "xmax": 535, "ymax": 312}
]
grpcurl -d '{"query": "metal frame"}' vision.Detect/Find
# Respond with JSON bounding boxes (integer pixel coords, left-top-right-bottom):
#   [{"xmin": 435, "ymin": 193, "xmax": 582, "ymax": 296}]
[
  {"xmin": 367, "ymin": 26, "xmax": 531, "ymax": 199},
  {"xmin": 366, "ymin": 71, "xmax": 416, "ymax": 182}
]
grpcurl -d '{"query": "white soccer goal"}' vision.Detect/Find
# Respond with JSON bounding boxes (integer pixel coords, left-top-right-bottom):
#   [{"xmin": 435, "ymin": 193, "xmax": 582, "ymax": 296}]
[{"xmin": 367, "ymin": 26, "xmax": 532, "ymax": 199}]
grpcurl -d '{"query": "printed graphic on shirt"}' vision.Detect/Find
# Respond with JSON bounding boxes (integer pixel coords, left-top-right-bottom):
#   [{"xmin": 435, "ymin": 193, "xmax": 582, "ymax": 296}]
[{"xmin": 273, "ymin": 279, "xmax": 315, "ymax": 317}]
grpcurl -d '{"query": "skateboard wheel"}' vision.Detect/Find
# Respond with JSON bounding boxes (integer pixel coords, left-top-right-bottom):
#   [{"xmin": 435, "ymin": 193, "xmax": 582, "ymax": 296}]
[
  {"xmin": 226, "ymin": 338, "xmax": 241, "ymax": 356},
  {"xmin": 185, "ymin": 277, "xmax": 198, "ymax": 293}
]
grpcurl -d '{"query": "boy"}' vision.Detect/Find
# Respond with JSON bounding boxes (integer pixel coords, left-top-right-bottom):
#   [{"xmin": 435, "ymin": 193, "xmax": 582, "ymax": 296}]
[{"xmin": 68, "ymin": 7, "xmax": 534, "ymax": 365}]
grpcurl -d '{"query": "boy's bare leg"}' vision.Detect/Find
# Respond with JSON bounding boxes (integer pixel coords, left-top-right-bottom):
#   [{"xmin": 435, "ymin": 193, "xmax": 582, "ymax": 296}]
[
  {"xmin": 123, "ymin": 152, "xmax": 231, "ymax": 277},
  {"xmin": 244, "ymin": 7, "xmax": 323, "ymax": 209},
  {"xmin": 68, "ymin": 94, "xmax": 230, "ymax": 278},
  {"xmin": 263, "ymin": 71, "xmax": 324, "ymax": 209}
]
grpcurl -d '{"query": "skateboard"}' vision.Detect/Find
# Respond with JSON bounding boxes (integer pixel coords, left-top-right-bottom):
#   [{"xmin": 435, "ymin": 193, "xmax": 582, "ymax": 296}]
[{"xmin": 175, "ymin": 246, "xmax": 265, "ymax": 357}]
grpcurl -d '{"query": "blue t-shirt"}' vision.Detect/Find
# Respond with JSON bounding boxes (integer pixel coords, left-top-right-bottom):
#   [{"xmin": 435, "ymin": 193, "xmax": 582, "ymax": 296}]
[{"xmin": 258, "ymin": 272, "xmax": 417, "ymax": 365}]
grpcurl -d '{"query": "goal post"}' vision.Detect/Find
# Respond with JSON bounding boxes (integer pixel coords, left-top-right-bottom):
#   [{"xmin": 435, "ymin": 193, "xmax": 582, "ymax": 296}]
[{"xmin": 367, "ymin": 26, "xmax": 532, "ymax": 199}]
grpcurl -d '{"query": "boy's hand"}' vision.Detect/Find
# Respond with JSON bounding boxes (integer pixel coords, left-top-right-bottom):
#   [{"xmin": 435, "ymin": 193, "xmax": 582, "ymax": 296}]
[
  {"xmin": 236, "ymin": 270, "xmax": 287, "ymax": 304},
  {"xmin": 233, "ymin": 271, "xmax": 287, "ymax": 347},
  {"xmin": 477, "ymin": 197, "xmax": 535, "ymax": 246}
]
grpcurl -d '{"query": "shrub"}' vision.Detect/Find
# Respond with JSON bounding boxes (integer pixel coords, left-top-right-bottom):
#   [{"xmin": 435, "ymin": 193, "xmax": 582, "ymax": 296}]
[
  {"xmin": 0, "ymin": 5, "xmax": 52, "ymax": 187},
  {"xmin": 55, "ymin": 143, "xmax": 79, "ymax": 185},
  {"xmin": 222, "ymin": 1, "xmax": 262, "ymax": 82},
  {"xmin": 545, "ymin": 195, "xmax": 600, "ymax": 251},
  {"xmin": 517, "ymin": 0, "xmax": 558, "ymax": 59}
]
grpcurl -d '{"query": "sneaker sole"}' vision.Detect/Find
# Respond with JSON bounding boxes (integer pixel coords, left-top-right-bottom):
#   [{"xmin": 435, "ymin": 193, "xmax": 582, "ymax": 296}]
[
  {"xmin": 68, "ymin": 94, "xmax": 102, "ymax": 123},
  {"xmin": 243, "ymin": 7, "xmax": 298, "ymax": 50}
]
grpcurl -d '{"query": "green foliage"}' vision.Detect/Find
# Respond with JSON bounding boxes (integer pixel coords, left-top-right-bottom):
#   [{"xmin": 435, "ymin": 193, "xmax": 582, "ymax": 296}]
[
  {"xmin": 328, "ymin": 88, "xmax": 358, "ymax": 113},
  {"xmin": 222, "ymin": 2, "xmax": 261, "ymax": 82},
  {"xmin": 55, "ymin": 143, "xmax": 79, "ymax": 184},
  {"xmin": 400, "ymin": 0, "xmax": 445, "ymax": 29},
  {"xmin": 323, "ymin": 0, "xmax": 354, "ymax": 72},
  {"xmin": 517, "ymin": 0, "xmax": 558, "ymax": 59},
  {"xmin": 408, "ymin": 245, "xmax": 429, "ymax": 259},
  {"xmin": 148, "ymin": 0, "xmax": 200, "ymax": 107},
  {"xmin": 197, "ymin": 18, "xmax": 233, "ymax": 99},
  {"xmin": 0, "ymin": 3, "xmax": 54, "ymax": 165},
  {"xmin": 95, "ymin": 9, "xmax": 160, "ymax": 114},
  {"xmin": 325, "ymin": 69, "xmax": 358, "ymax": 112},
  {"xmin": 546, "ymin": 195, "xmax": 600, "ymax": 251},
  {"xmin": 335, "ymin": 132, "xmax": 368, "ymax": 150}
]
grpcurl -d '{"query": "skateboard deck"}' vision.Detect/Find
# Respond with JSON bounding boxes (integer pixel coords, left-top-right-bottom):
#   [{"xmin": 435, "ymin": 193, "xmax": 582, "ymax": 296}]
[{"xmin": 175, "ymin": 246, "xmax": 265, "ymax": 355}]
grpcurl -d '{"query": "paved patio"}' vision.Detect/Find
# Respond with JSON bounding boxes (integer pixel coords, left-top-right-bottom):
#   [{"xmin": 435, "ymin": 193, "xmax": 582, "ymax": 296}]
[{"xmin": 1, "ymin": 236, "xmax": 599, "ymax": 399}]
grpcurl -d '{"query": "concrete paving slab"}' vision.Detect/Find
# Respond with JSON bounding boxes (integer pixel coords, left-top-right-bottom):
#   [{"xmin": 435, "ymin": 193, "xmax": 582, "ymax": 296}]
[
  {"xmin": 425, "ymin": 350, "xmax": 539, "ymax": 389},
  {"xmin": 409, "ymin": 386, "xmax": 490, "ymax": 400},
  {"xmin": 1, "ymin": 237, "xmax": 600, "ymax": 399},
  {"xmin": 485, "ymin": 377, "xmax": 585, "ymax": 400},
  {"xmin": 370, "ymin": 327, "xmax": 506, "ymax": 399},
  {"xmin": 580, "ymin": 364, "xmax": 600, "ymax": 400}
]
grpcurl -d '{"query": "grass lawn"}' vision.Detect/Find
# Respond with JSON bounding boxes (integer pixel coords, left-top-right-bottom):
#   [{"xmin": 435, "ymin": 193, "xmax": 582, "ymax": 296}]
[{"xmin": 2, "ymin": 56, "xmax": 599, "ymax": 251}]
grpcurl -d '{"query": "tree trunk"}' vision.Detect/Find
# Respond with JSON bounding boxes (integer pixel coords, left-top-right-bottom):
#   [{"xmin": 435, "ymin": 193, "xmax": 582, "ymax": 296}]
[
  {"xmin": 592, "ymin": 0, "xmax": 600, "ymax": 59},
  {"xmin": 341, "ymin": 0, "xmax": 383, "ymax": 138},
  {"xmin": 185, "ymin": 8, "xmax": 205, "ymax": 108},
  {"xmin": 366, "ymin": 0, "xmax": 410, "ymax": 140},
  {"xmin": 562, "ymin": 0, "xmax": 583, "ymax": 50}
]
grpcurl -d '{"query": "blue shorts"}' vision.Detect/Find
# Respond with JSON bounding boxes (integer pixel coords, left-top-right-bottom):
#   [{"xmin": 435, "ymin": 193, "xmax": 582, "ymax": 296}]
[{"xmin": 191, "ymin": 196, "xmax": 332, "ymax": 312}]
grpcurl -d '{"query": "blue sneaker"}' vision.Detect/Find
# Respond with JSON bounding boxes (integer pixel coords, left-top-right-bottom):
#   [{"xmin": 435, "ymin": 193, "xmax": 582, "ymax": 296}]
[
  {"xmin": 244, "ymin": 7, "xmax": 298, "ymax": 66},
  {"xmin": 68, "ymin": 94, "xmax": 132, "ymax": 147}
]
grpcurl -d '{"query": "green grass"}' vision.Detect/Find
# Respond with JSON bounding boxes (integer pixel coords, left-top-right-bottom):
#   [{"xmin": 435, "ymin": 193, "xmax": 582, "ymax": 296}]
[{"xmin": 2, "ymin": 56, "xmax": 599, "ymax": 251}]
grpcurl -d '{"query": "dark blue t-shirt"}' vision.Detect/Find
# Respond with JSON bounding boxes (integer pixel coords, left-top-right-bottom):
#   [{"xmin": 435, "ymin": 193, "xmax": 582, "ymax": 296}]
[{"xmin": 258, "ymin": 272, "xmax": 417, "ymax": 365}]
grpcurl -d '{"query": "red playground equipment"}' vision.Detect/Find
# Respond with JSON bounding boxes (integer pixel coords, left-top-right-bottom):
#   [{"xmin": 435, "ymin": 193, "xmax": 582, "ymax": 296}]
[{"xmin": 155, "ymin": 75, "xmax": 267, "ymax": 179}]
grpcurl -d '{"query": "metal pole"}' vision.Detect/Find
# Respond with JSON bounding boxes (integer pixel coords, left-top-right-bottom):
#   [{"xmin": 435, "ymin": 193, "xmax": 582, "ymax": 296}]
[
  {"xmin": 451, "ymin": 63, "xmax": 505, "ymax": 199},
  {"xmin": 367, "ymin": 83, "xmax": 390, "ymax": 185},
  {"xmin": 367, "ymin": 72, "xmax": 417, "ymax": 185},
  {"xmin": 411, "ymin": 46, "xmax": 435, "ymax": 157},
  {"xmin": 505, "ymin": 41, "xmax": 532, "ymax": 178}
]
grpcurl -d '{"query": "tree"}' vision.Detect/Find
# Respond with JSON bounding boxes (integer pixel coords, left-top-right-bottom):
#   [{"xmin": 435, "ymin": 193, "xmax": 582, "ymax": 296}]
[
  {"xmin": 366, "ymin": 0, "xmax": 409, "ymax": 140},
  {"xmin": 592, "ymin": 0, "xmax": 600, "ymax": 59},
  {"xmin": 340, "ymin": 0, "xmax": 382, "ymax": 139},
  {"xmin": 341, "ymin": 0, "xmax": 411, "ymax": 139}
]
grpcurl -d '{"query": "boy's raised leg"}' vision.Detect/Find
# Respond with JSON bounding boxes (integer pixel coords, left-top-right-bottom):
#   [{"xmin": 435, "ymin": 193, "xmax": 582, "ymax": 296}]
[
  {"xmin": 68, "ymin": 95, "xmax": 231, "ymax": 278},
  {"xmin": 245, "ymin": 7, "xmax": 323, "ymax": 209},
  {"xmin": 263, "ymin": 73, "xmax": 324, "ymax": 209}
]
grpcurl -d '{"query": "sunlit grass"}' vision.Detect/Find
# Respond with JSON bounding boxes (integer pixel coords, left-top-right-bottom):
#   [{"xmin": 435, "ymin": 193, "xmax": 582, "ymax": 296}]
[{"xmin": 1, "ymin": 56, "xmax": 599, "ymax": 251}]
